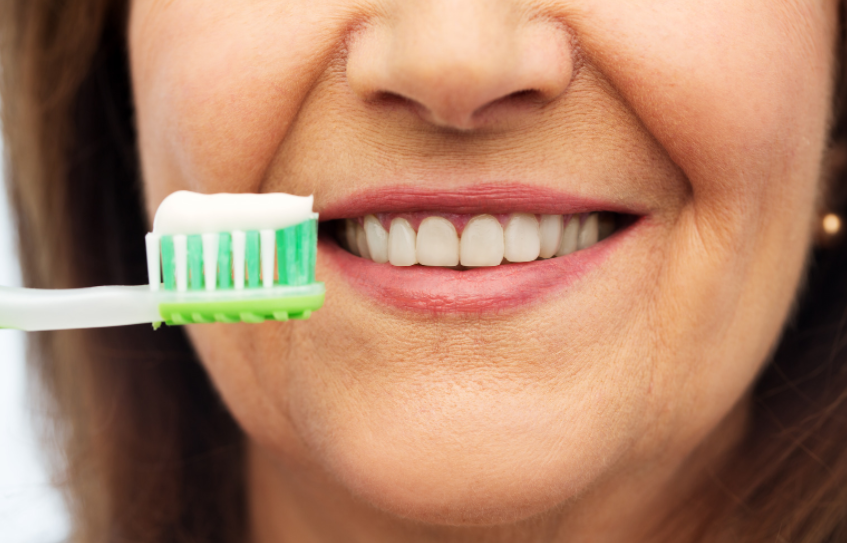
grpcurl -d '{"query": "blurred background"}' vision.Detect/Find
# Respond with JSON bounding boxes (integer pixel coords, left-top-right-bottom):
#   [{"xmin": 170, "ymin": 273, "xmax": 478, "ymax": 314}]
[{"xmin": 0, "ymin": 136, "xmax": 70, "ymax": 541}]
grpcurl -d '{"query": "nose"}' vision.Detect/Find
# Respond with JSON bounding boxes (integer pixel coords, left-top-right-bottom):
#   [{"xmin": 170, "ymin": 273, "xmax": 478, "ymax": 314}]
[{"xmin": 346, "ymin": 1, "xmax": 575, "ymax": 131}]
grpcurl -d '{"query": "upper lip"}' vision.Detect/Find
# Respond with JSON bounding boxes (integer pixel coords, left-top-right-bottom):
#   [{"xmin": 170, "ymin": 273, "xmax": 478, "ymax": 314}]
[{"xmin": 316, "ymin": 183, "xmax": 647, "ymax": 221}]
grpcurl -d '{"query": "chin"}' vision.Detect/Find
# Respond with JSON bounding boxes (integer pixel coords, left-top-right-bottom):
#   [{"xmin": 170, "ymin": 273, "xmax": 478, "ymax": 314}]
[
  {"xmin": 287, "ymin": 380, "xmax": 625, "ymax": 526},
  {"xmin": 327, "ymin": 445, "xmax": 592, "ymax": 525}
]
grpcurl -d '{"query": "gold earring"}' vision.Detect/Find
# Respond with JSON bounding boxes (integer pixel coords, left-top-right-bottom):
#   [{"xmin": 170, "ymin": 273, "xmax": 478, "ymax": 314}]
[
  {"xmin": 818, "ymin": 211, "xmax": 843, "ymax": 247},
  {"xmin": 823, "ymin": 213, "xmax": 842, "ymax": 235}
]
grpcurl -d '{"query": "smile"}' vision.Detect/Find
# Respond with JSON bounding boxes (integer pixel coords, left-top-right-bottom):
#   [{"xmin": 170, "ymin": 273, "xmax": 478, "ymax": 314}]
[{"xmin": 317, "ymin": 184, "xmax": 645, "ymax": 313}]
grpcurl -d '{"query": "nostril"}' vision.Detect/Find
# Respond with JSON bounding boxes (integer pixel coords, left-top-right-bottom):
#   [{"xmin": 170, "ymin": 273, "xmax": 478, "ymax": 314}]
[
  {"xmin": 369, "ymin": 91, "xmax": 437, "ymax": 120},
  {"xmin": 371, "ymin": 88, "xmax": 554, "ymax": 130},
  {"xmin": 490, "ymin": 89, "xmax": 547, "ymax": 108},
  {"xmin": 370, "ymin": 89, "xmax": 541, "ymax": 108},
  {"xmin": 371, "ymin": 91, "xmax": 414, "ymax": 107},
  {"xmin": 469, "ymin": 89, "xmax": 547, "ymax": 123},
  {"xmin": 506, "ymin": 89, "xmax": 544, "ymax": 102}
]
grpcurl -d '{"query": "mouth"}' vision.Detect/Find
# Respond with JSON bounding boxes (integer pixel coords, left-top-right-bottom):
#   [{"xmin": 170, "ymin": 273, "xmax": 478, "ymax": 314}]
[
  {"xmin": 331, "ymin": 210, "xmax": 623, "ymax": 267},
  {"xmin": 317, "ymin": 184, "xmax": 644, "ymax": 313}
]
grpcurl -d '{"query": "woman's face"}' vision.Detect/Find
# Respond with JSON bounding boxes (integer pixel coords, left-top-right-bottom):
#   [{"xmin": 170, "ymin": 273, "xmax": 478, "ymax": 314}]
[{"xmin": 130, "ymin": 0, "xmax": 837, "ymax": 531}]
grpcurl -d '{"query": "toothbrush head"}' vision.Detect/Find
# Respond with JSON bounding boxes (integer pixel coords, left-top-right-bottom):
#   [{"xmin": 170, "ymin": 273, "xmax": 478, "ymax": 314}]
[{"xmin": 144, "ymin": 191, "xmax": 324, "ymax": 326}]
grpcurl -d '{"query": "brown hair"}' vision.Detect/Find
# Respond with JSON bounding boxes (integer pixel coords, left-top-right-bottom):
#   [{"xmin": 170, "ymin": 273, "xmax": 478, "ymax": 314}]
[
  {"xmin": 0, "ymin": 2, "xmax": 245, "ymax": 541},
  {"xmin": 2, "ymin": 1, "xmax": 847, "ymax": 541}
]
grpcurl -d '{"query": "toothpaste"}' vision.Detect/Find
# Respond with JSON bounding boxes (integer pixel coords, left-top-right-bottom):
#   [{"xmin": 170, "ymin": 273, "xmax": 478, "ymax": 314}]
[{"xmin": 152, "ymin": 191, "xmax": 315, "ymax": 235}]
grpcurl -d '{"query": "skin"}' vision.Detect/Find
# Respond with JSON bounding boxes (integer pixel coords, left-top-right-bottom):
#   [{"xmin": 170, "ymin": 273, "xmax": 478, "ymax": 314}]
[{"xmin": 129, "ymin": 1, "xmax": 838, "ymax": 541}]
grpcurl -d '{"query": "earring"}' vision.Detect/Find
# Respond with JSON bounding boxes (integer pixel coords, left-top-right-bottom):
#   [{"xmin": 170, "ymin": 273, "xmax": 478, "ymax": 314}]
[
  {"xmin": 823, "ymin": 213, "xmax": 842, "ymax": 235},
  {"xmin": 818, "ymin": 211, "xmax": 843, "ymax": 247}
]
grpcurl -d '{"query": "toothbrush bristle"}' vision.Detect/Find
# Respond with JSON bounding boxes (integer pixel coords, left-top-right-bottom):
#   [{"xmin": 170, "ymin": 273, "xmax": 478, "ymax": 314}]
[
  {"xmin": 232, "ymin": 230, "xmax": 246, "ymax": 290},
  {"xmin": 150, "ymin": 218, "xmax": 319, "ymax": 297},
  {"xmin": 218, "ymin": 233, "xmax": 232, "ymax": 289},
  {"xmin": 278, "ymin": 225, "xmax": 297, "ymax": 286},
  {"xmin": 246, "ymin": 231, "xmax": 260, "ymax": 289},
  {"xmin": 260, "ymin": 229, "xmax": 275, "ymax": 289},
  {"xmin": 306, "ymin": 219, "xmax": 317, "ymax": 284},
  {"xmin": 188, "ymin": 235, "xmax": 203, "ymax": 290},
  {"xmin": 161, "ymin": 236, "xmax": 176, "ymax": 290},
  {"xmin": 202, "ymin": 233, "xmax": 219, "ymax": 291},
  {"xmin": 145, "ymin": 233, "xmax": 161, "ymax": 291},
  {"xmin": 174, "ymin": 234, "xmax": 188, "ymax": 292}
]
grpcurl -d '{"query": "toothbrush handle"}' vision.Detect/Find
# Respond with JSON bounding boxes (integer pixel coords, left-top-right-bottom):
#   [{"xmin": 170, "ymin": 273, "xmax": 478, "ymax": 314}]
[{"xmin": 0, "ymin": 285, "xmax": 161, "ymax": 331}]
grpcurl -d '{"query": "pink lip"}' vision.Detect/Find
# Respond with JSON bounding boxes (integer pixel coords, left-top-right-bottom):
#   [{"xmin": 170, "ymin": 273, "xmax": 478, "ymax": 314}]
[
  {"xmin": 318, "ymin": 184, "xmax": 646, "ymax": 314},
  {"xmin": 318, "ymin": 183, "xmax": 646, "ymax": 220}
]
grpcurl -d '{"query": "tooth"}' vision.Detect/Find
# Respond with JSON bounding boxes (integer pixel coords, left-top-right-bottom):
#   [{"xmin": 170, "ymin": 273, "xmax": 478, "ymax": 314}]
[
  {"xmin": 556, "ymin": 216, "xmax": 579, "ymax": 256},
  {"xmin": 504, "ymin": 213, "xmax": 541, "ymax": 263},
  {"xmin": 364, "ymin": 215, "xmax": 389, "ymax": 263},
  {"xmin": 388, "ymin": 218, "xmax": 417, "ymax": 266},
  {"xmin": 578, "ymin": 213, "xmax": 599, "ymax": 250},
  {"xmin": 539, "ymin": 215, "xmax": 563, "ymax": 259},
  {"xmin": 345, "ymin": 220, "xmax": 360, "ymax": 257},
  {"xmin": 356, "ymin": 223, "xmax": 371, "ymax": 260},
  {"xmin": 460, "ymin": 215, "xmax": 504, "ymax": 267},
  {"xmin": 417, "ymin": 216, "xmax": 460, "ymax": 266}
]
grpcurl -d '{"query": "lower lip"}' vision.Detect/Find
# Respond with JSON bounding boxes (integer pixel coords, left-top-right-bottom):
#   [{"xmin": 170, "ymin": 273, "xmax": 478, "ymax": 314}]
[{"xmin": 319, "ymin": 223, "xmax": 637, "ymax": 314}]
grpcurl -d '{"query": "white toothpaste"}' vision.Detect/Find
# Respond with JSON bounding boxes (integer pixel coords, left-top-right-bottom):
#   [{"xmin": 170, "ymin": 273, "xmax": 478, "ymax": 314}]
[{"xmin": 152, "ymin": 191, "xmax": 315, "ymax": 235}]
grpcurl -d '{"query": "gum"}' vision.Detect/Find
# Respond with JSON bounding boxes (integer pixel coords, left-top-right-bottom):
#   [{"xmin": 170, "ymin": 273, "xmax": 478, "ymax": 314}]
[{"xmin": 357, "ymin": 212, "xmax": 579, "ymax": 235}]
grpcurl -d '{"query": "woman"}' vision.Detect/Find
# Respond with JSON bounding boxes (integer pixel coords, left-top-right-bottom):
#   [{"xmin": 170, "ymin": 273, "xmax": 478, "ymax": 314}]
[{"xmin": 2, "ymin": 0, "xmax": 847, "ymax": 541}]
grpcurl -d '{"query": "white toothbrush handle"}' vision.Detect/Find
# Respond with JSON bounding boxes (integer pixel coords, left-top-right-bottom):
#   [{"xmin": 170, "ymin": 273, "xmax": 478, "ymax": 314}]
[{"xmin": 0, "ymin": 285, "xmax": 161, "ymax": 331}]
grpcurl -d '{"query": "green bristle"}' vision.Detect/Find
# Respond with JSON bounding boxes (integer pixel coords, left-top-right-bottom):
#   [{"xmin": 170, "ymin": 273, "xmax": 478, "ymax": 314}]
[
  {"xmin": 292, "ymin": 224, "xmax": 304, "ymax": 285},
  {"xmin": 218, "ymin": 233, "xmax": 232, "ymax": 289},
  {"xmin": 277, "ymin": 225, "xmax": 298, "ymax": 286},
  {"xmin": 305, "ymin": 218, "xmax": 317, "ymax": 284},
  {"xmin": 188, "ymin": 235, "xmax": 204, "ymax": 290},
  {"xmin": 295, "ymin": 221, "xmax": 310, "ymax": 285},
  {"xmin": 275, "ymin": 229, "xmax": 285, "ymax": 285},
  {"xmin": 246, "ymin": 230, "xmax": 260, "ymax": 288},
  {"xmin": 161, "ymin": 235, "xmax": 176, "ymax": 291}
]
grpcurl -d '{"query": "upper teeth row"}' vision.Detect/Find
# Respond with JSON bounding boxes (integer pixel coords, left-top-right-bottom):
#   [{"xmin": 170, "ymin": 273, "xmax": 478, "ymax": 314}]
[{"xmin": 344, "ymin": 214, "xmax": 603, "ymax": 267}]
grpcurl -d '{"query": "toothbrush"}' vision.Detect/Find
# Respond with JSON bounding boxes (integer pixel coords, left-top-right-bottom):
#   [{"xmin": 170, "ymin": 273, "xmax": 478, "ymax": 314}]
[{"xmin": 0, "ymin": 191, "xmax": 325, "ymax": 331}]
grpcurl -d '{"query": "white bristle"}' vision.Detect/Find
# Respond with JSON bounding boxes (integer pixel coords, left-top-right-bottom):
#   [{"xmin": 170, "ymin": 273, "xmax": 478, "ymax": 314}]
[
  {"xmin": 173, "ymin": 234, "xmax": 188, "ymax": 292},
  {"xmin": 232, "ymin": 230, "xmax": 246, "ymax": 290},
  {"xmin": 145, "ymin": 233, "xmax": 161, "ymax": 292},
  {"xmin": 260, "ymin": 229, "xmax": 275, "ymax": 289},
  {"xmin": 202, "ymin": 233, "xmax": 220, "ymax": 291}
]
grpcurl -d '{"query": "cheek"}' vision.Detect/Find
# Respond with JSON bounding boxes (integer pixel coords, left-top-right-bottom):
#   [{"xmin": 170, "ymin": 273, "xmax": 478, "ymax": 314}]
[
  {"xmin": 129, "ymin": 0, "xmax": 346, "ymax": 201},
  {"xmin": 579, "ymin": 1, "xmax": 835, "ymax": 317},
  {"xmin": 563, "ymin": 0, "xmax": 836, "ymax": 447},
  {"xmin": 184, "ymin": 321, "xmax": 312, "ymax": 465},
  {"xmin": 576, "ymin": 0, "xmax": 833, "ymax": 216}
]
